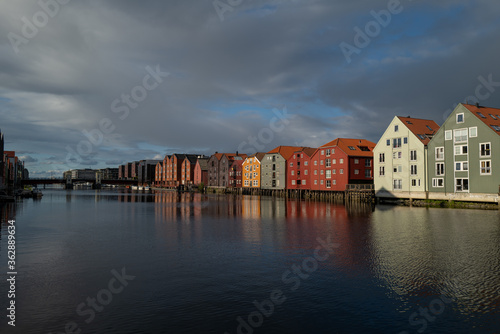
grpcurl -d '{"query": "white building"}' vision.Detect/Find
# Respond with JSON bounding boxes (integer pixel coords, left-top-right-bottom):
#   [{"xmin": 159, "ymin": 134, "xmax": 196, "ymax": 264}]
[{"xmin": 374, "ymin": 116, "xmax": 439, "ymax": 199}]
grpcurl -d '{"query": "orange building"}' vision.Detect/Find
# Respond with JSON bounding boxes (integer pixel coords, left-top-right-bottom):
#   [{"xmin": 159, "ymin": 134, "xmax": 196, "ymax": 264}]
[{"xmin": 242, "ymin": 152, "xmax": 266, "ymax": 188}]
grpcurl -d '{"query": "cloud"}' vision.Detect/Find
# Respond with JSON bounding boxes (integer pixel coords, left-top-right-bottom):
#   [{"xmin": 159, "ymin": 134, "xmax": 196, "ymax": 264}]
[{"xmin": 1, "ymin": 0, "xmax": 500, "ymax": 176}]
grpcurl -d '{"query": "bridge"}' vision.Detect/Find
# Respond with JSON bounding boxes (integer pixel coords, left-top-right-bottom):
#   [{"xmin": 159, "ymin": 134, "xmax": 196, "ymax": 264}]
[{"xmin": 21, "ymin": 178, "xmax": 138, "ymax": 187}]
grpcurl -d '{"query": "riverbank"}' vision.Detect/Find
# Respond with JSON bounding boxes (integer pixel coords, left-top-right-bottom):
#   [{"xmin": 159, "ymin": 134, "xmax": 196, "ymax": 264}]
[{"xmin": 398, "ymin": 199, "xmax": 500, "ymax": 210}]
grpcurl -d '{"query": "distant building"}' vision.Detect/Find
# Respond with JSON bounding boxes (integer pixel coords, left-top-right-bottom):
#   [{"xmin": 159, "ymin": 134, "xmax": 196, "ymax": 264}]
[
  {"xmin": 242, "ymin": 152, "xmax": 266, "ymax": 189},
  {"xmin": 287, "ymin": 147, "xmax": 316, "ymax": 190},
  {"xmin": 311, "ymin": 138, "xmax": 375, "ymax": 191},
  {"xmin": 71, "ymin": 169, "xmax": 97, "ymax": 180},
  {"xmin": 137, "ymin": 160, "xmax": 161, "ymax": 185},
  {"xmin": 261, "ymin": 146, "xmax": 305, "ymax": 190},
  {"xmin": 229, "ymin": 159, "xmax": 244, "ymax": 188},
  {"xmin": 99, "ymin": 168, "xmax": 119, "ymax": 180},
  {"xmin": 208, "ymin": 152, "xmax": 248, "ymax": 187},
  {"xmin": 194, "ymin": 158, "xmax": 209, "ymax": 186}
]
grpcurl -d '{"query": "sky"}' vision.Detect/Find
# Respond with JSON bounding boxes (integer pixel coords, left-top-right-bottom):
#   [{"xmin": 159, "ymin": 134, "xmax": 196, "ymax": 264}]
[{"xmin": 1, "ymin": 0, "xmax": 500, "ymax": 177}]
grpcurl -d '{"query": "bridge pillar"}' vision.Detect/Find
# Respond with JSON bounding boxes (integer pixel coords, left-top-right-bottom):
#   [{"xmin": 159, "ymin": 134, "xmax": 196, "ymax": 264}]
[{"xmin": 93, "ymin": 172, "xmax": 102, "ymax": 190}]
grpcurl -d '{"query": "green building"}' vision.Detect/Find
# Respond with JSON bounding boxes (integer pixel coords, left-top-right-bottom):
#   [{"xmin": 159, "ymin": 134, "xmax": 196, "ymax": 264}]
[{"xmin": 427, "ymin": 103, "xmax": 500, "ymax": 202}]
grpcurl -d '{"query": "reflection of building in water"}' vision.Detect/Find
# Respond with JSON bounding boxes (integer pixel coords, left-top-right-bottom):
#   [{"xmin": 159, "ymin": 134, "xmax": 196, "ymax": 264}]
[
  {"xmin": 369, "ymin": 207, "xmax": 500, "ymax": 314},
  {"xmin": 241, "ymin": 195, "xmax": 261, "ymax": 219},
  {"xmin": 0, "ymin": 202, "xmax": 16, "ymax": 224},
  {"xmin": 260, "ymin": 197, "xmax": 286, "ymax": 219}
]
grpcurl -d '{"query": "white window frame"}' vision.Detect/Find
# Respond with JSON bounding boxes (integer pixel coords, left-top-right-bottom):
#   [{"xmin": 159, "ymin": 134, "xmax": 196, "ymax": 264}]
[
  {"xmin": 456, "ymin": 113, "xmax": 464, "ymax": 123},
  {"xmin": 455, "ymin": 178, "xmax": 469, "ymax": 192},
  {"xmin": 454, "ymin": 145, "xmax": 468, "ymax": 156},
  {"xmin": 354, "ymin": 169, "xmax": 359, "ymax": 175},
  {"xmin": 435, "ymin": 147, "xmax": 444, "ymax": 160},
  {"xmin": 454, "ymin": 128, "xmax": 468, "ymax": 143},
  {"xmin": 326, "ymin": 170, "xmax": 331, "ymax": 179},
  {"xmin": 480, "ymin": 142, "xmax": 491, "ymax": 158},
  {"xmin": 445, "ymin": 130, "xmax": 452, "ymax": 141},
  {"xmin": 432, "ymin": 178, "xmax": 444, "ymax": 188},
  {"xmin": 480, "ymin": 160, "xmax": 491, "ymax": 175},
  {"xmin": 410, "ymin": 150, "xmax": 417, "ymax": 161},
  {"xmin": 410, "ymin": 164, "xmax": 417, "ymax": 176},
  {"xmin": 469, "ymin": 127, "xmax": 477, "ymax": 138},
  {"xmin": 436, "ymin": 163, "xmax": 445, "ymax": 176}
]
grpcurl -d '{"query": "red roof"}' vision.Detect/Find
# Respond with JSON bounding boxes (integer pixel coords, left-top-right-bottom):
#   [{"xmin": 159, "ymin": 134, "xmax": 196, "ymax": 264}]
[
  {"xmin": 267, "ymin": 146, "xmax": 306, "ymax": 160},
  {"xmin": 463, "ymin": 104, "xmax": 500, "ymax": 135},
  {"xmin": 397, "ymin": 116, "xmax": 440, "ymax": 145},
  {"xmin": 319, "ymin": 138, "xmax": 375, "ymax": 157}
]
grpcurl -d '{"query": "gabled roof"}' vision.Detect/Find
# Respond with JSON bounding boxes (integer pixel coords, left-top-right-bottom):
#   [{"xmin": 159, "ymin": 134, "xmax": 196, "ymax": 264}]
[
  {"xmin": 251, "ymin": 152, "xmax": 266, "ymax": 162},
  {"xmin": 463, "ymin": 104, "xmax": 500, "ymax": 135},
  {"xmin": 196, "ymin": 158, "xmax": 209, "ymax": 171},
  {"xmin": 319, "ymin": 138, "xmax": 375, "ymax": 157},
  {"xmin": 396, "ymin": 116, "xmax": 439, "ymax": 145},
  {"xmin": 267, "ymin": 146, "xmax": 306, "ymax": 160},
  {"xmin": 212, "ymin": 153, "xmax": 248, "ymax": 161}
]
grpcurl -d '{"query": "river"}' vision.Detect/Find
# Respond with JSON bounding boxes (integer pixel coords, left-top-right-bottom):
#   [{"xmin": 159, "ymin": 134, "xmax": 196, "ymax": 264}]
[{"xmin": 0, "ymin": 189, "xmax": 499, "ymax": 334}]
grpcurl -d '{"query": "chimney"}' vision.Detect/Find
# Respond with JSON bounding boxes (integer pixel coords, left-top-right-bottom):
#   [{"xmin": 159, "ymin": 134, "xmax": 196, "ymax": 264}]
[
  {"xmin": 236, "ymin": 151, "xmax": 239, "ymax": 156},
  {"xmin": 476, "ymin": 102, "xmax": 480, "ymax": 108}
]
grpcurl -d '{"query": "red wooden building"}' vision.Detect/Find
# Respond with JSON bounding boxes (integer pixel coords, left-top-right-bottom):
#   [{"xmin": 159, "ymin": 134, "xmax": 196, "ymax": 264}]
[
  {"xmin": 194, "ymin": 158, "xmax": 209, "ymax": 186},
  {"xmin": 229, "ymin": 159, "xmax": 244, "ymax": 188},
  {"xmin": 310, "ymin": 138, "xmax": 375, "ymax": 191},
  {"xmin": 286, "ymin": 147, "xmax": 317, "ymax": 190}
]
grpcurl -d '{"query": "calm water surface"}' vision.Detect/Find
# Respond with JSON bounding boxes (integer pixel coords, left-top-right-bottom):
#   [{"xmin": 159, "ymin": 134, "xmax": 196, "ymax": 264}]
[{"xmin": 0, "ymin": 189, "xmax": 499, "ymax": 334}]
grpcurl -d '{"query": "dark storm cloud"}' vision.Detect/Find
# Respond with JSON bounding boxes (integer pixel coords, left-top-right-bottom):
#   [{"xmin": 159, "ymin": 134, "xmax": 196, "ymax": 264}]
[{"xmin": 1, "ymin": 0, "xmax": 500, "ymax": 176}]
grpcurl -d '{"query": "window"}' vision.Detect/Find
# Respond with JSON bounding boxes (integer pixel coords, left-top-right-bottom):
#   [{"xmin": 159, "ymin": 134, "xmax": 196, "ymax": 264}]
[
  {"xmin": 314, "ymin": 170, "xmax": 317, "ymax": 175},
  {"xmin": 326, "ymin": 149, "xmax": 331, "ymax": 156},
  {"xmin": 393, "ymin": 179, "xmax": 402, "ymax": 190},
  {"xmin": 305, "ymin": 170, "xmax": 308, "ymax": 175},
  {"xmin": 379, "ymin": 153, "xmax": 385, "ymax": 163},
  {"xmin": 435, "ymin": 147, "xmax": 444, "ymax": 160},
  {"xmin": 321, "ymin": 180, "xmax": 324, "ymax": 185},
  {"xmin": 340, "ymin": 169, "xmax": 344, "ymax": 174},
  {"xmin": 445, "ymin": 130, "xmax": 452, "ymax": 141},
  {"xmin": 426, "ymin": 125, "xmax": 433, "ymax": 131},
  {"xmin": 395, "ymin": 125, "xmax": 399, "ymax": 132},
  {"xmin": 304, "ymin": 161, "xmax": 308, "ymax": 166},
  {"xmin": 326, "ymin": 170, "xmax": 331, "ymax": 179},
  {"xmin": 456, "ymin": 178, "xmax": 469, "ymax": 192},
  {"xmin": 303, "ymin": 180, "xmax": 306, "ymax": 185},
  {"xmin": 411, "ymin": 179, "xmax": 420, "ymax": 187},
  {"xmin": 354, "ymin": 159, "xmax": 359, "ymax": 164},
  {"xmin": 432, "ymin": 178, "xmax": 444, "ymax": 188},
  {"xmin": 326, "ymin": 180, "xmax": 331, "ymax": 188},
  {"xmin": 291, "ymin": 170, "xmax": 294, "ymax": 176},
  {"xmin": 454, "ymin": 129, "xmax": 468, "ymax": 143},
  {"xmin": 320, "ymin": 170, "xmax": 324, "ymax": 175},
  {"xmin": 410, "ymin": 150, "xmax": 417, "ymax": 161},
  {"xmin": 340, "ymin": 159, "xmax": 344, "ymax": 164},
  {"xmin": 480, "ymin": 143, "xmax": 491, "ymax": 157},
  {"xmin": 477, "ymin": 112, "xmax": 486, "ymax": 119},
  {"xmin": 480, "ymin": 160, "xmax": 491, "ymax": 175},
  {"xmin": 326, "ymin": 159, "xmax": 331, "ymax": 167},
  {"xmin": 386, "ymin": 139, "xmax": 390, "ymax": 146},
  {"xmin": 320, "ymin": 160, "xmax": 323, "ymax": 165},
  {"xmin": 354, "ymin": 169, "xmax": 359, "ymax": 175},
  {"xmin": 456, "ymin": 162, "xmax": 468, "ymax": 171},
  {"xmin": 410, "ymin": 165, "xmax": 417, "ymax": 176},
  {"xmin": 290, "ymin": 162, "xmax": 293, "ymax": 167},
  {"xmin": 365, "ymin": 159, "xmax": 371, "ymax": 167},
  {"xmin": 490, "ymin": 114, "xmax": 497, "ymax": 120},
  {"xmin": 469, "ymin": 127, "xmax": 477, "ymax": 137},
  {"xmin": 436, "ymin": 163, "xmax": 445, "ymax": 176},
  {"xmin": 492, "ymin": 125, "xmax": 500, "ymax": 131},
  {"xmin": 314, "ymin": 180, "xmax": 318, "ymax": 185},
  {"xmin": 348, "ymin": 146, "xmax": 356, "ymax": 150},
  {"xmin": 397, "ymin": 166, "xmax": 402, "ymax": 173},
  {"xmin": 253, "ymin": 180, "xmax": 258, "ymax": 186},
  {"xmin": 379, "ymin": 166, "xmax": 385, "ymax": 176},
  {"xmin": 314, "ymin": 161, "xmax": 317, "ymax": 166},
  {"xmin": 457, "ymin": 113, "xmax": 464, "ymax": 123},
  {"xmin": 332, "ymin": 169, "xmax": 336, "ymax": 174},
  {"xmin": 333, "ymin": 180, "xmax": 336, "ymax": 185},
  {"xmin": 404, "ymin": 137, "xmax": 408, "ymax": 144},
  {"xmin": 291, "ymin": 180, "xmax": 296, "ymax": 185},
  {"xmin": 393, "ymin": 138, "xmax": 402, "ymax": 148},
  {"xmin": 454, "ymin": 145, "xmax": 467, "ymax": 155},
  {"xmin": 365, "ymin": 170, "xmax": 371, "ymax": 178}
]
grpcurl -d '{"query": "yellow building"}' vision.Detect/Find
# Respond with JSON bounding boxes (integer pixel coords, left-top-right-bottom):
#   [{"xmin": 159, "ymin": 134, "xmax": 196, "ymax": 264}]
[{"xmin": 242, "ymin": 152, "xmax": 266, "ymax": 188}]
